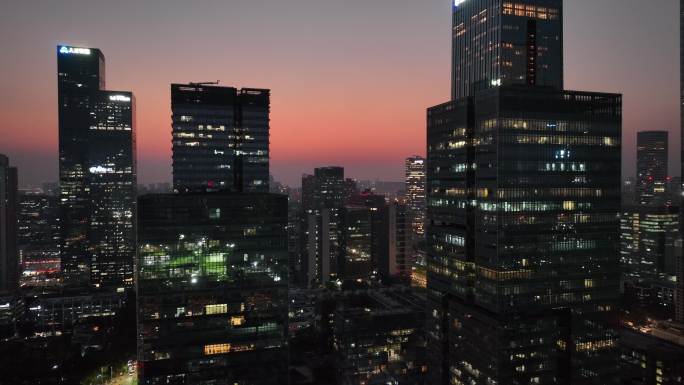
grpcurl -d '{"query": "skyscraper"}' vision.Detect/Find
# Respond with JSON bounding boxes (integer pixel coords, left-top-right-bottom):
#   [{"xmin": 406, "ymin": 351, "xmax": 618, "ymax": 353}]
[
  {"xmin": 427, "ymin": 1, "xmax": 622, "ymax": 384},
  {"xmin": 137, "ymin": 193, "xmax": 289, "ymax": 384},
  {"xmin": 637, "ymin": 131, "xmax": 668, "ymax": 205},
  {"xmin": 171, "ymin": 84, "xmax": 270, "ymax": 193},
  {"xmin": 451, "ymin": 0, "xmax": 563, "ymax": 99},
  {"xmin": 405, "ymin": 156, "xmax": 426, "ymax": 245},
  {"xmin": 300, "ymin": 167, "xmax": 346, "ymax": 287},
  {"xmin": 678, "ymin": 0, "xmax": 684, "ymax": 324},
  {"xmin": 0, "ymin": 155, "xmax": 18, "ymax": 292},
  {"xmin": 57, "ymin": 45, "xmax": 136, "ymax": 289}
]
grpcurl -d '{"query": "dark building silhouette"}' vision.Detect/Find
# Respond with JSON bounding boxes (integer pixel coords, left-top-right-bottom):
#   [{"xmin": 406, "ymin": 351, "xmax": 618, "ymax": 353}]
[
  {"xmin": 451, "ymin": 0, "xmax": 563, "ymax": 99},
  {"xmin": 57, "ymin": 45, "xmax": 136, "ymax": 289},
  {"xmin": 328, "ymin": 288, "xmax": 427, "ymax": 385},
  {"xmin": 0, "ymin": 155, "xmax": 18, "ymax": 292},
  {"xmin": 300, "ymin": 167, "xmax": 347, "ymax": 287},
  {"xmin": 637, "ymin": 131, "xmax": 669, "ymax": 205},
  {"xmin": 678, "ymin": 0, "xmax": 684, "ymax": 325},
  {"xmin": 137, "ymin": 193, "xmax": 289, "ymax": 385},
  {"xmin": 620, "ymin": 324, "xmax": 684, "ymax": 385},
  {"xmin": 427, "ymin": 1, "xmax": 623, "ymax": 383},
  {"xmin": 171, "ymin": 84, "xmax": 270, "ymax": 193}
]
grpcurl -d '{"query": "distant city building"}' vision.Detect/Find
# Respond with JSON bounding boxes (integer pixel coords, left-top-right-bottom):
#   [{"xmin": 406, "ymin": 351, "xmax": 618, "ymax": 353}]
[
  {"xmin": 0, "ymin": 154, "xmax": 18, "ymax": 293},
  {"xmin": 339, "ymin": 205, "xmax": 373, "ymax": 282},
  {"xmin": 171, "ymin": 83, "xmax": 270, "ymax": 193},
  {"xmin": 57, "ymin": 45, "xmax": 136, "ymax": 289},
  {"xmin": 137, "ymin": 183, "xmax": 172, "ymax": 195},
  {"xmin": 0, "ymin": 293, "xmax": 24, "ymax": 339},
  {"xmin": 137, "ymin": 193, "xmax": 289, "ymax": 384},
  {"xmin": 327, "ymin": 287, "xmax": 427, "ymax": 385},
  {"xmin": 28, "ymin": 290, "xmax": 125, "ymax": 334},
  {"xmin": 620, "ymin": 323, "xmax": 684, "ymax": 385},
  {"xmin": 623, "ymin": 177, "xmax": 637, "ymax": 205},
  {"xmin": 451, "ymin": 0, "xmax": 563, "ymax": 99},
  {"xmin": 300, "ymin": 167, "xmax": 346, "ymax": 287},
  {"xmin": 405, "ymin": 156, "xmax": 426, "ymax": 244},
  {"xmin": 676, "ymin": 238, "xmax": 684, "ymax": 323},
  {"xmin": 345, "ymin": 192, "xmax": 410, "ymax": 281},
  {"xmin": 637, "ymin": 131, "xmax": 668, "ymax": 205},
  {"xmin": 17, "ymin": 191, "xmax": 60, "ymax": 283},
  {"xmin": 621, "ymin": 205, "xmax": 680, "ymax": 282}
]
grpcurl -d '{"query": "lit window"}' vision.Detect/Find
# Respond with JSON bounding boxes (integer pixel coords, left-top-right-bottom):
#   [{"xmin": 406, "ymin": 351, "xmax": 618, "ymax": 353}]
[
  {"xmin": 205, "ymin": 304, "xmax": 228, "ymax": 315},
  {"xmin": 204, "ymin": 343, "xmax": 231, "ymax": 355}
]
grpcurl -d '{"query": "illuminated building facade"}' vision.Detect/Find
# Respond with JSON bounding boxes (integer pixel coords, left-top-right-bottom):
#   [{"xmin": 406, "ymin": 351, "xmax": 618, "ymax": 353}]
[
  {"xmin": 621, "ymin": 205, "xmax": 680, "ymax": 283},
  {"xmin": 405, "ymin": 156, "xmax": 426, "ymax": 244},
  {"xmin": 637, "ymin": 131, "xmax": 668, "ymax": 205},
  {"xmin": 451, "ymin": 0, "xmax": 563, "ymax": 99},
  {"xmin": 620, "ymin": 205, "xmax": 680, "ymax": 312},
  {"xmin": 29, "ymin": 290, "xmax": 125, "ymax": 334},
  {"xmin": 171, "ymin": 84, "xmax": 270, "ymax": 193},
  {"xmin": 0, "ymin": 155, "xmax": 18, "ymax": 292},
  {"xmin": 57, "ymin": 45, "xmax": 136, "ymax": 289},
  {"xmin": 137, "ymin": 193, "xmax": 289, "ymax": 385},
  {"xmin": 17, "ymin": 191, "xmax": 60, "ymax": 282},
  {"xmin": 427, "ymin": 86, "xmax": 623, "ymax": 384},
  {"xmin": 428, "ymin": 1, "xmax": 623, "ymax": 383}
]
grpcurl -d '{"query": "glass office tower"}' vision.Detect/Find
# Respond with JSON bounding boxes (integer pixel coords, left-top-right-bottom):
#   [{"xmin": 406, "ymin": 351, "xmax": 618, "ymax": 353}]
[
  {"xmin": 171, "ymin": 84, "xmax": 270, "ymax": 193},
  {"xmin": 427, "ymin": 86, "xmax": 622, "ymax": 385},
  {"xmin": 137, "ymin": 193, "xmax": 288, "ymax": 385},
  {"xmin": 0, "ymin": 155, "xmax": 18, "ymax": 292},
  {"xmin": 428, "ymin": 1, "xmax": 623, "ymax": 382},
  {"xmin": 57, "ymin": 45, "xmax": 136, "ymax": 288},
  {"xmin": 451, "ymin": 0, "xmax": 563, "ymax": 99},
  {"xmin": 636, "ymin": 131, "xmax": 668, "ymax": 205},
  {"xmin": 678, "ymin": 0, "xmax": 684, "ymax": 324}
]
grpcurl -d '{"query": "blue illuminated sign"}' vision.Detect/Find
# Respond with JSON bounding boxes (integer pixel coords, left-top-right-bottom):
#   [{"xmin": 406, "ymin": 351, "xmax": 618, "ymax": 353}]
[{"xmin": 59, "ymin": 46, "xmax": 91, "ymax": 55}]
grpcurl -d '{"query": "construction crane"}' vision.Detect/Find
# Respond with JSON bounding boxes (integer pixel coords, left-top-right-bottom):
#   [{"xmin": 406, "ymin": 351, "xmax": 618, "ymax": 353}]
[{"xmin": 189, "ymin": 80, "xmax": 220, "ymax": 87}]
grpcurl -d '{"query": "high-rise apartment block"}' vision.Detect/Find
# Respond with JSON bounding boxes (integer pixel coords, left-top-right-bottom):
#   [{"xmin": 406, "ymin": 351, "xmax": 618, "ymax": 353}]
[
  {"xmin": 171, "ymin": 84, "xmax": 270, "ymax": 193},
  {"xmin": 57, "ymin": 45, "xmax": 136, "ymax": 289},
  {"xmin": 427, "ymin": 1, "xmax": 623, "ymax": 383}
]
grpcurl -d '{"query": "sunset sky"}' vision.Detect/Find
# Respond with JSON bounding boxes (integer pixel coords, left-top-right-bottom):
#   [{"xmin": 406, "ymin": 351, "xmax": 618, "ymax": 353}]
[{"xmin": 0, "ymin": 0, "xmax": 680, "ymax": 187}]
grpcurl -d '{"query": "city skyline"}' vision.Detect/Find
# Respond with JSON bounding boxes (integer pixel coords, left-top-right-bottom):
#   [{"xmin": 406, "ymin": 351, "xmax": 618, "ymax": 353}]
[{"xmin": 0, "ymin": 0, "xmax": 680, "ymax": 187}]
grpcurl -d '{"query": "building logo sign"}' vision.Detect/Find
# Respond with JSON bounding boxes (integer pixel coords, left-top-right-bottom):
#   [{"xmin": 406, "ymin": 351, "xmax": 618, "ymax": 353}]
[
  {"xmin": 109, "ymin": 95, "xmax": 131, "ymax": 102},
  {"xmin": 454, "ymin": 0, "xmax": 466, "ymax": 6},
  {"xmin": 59, "ymin": 46, "xmax": 91, "ymax": 55},
  {"xmin": 89, "ymin": 166, "xmax": 115, "ymax": 174}
]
